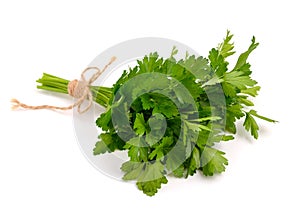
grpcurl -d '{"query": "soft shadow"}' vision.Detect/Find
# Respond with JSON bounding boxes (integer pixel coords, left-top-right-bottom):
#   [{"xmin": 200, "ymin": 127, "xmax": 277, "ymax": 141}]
[
  {"xmin": 37, "ymin": 89, "xmax": 71, "ymax": 100},
  {"xmin": 235, "ymin": 120, "xmax": 254, "ymax": 143}
]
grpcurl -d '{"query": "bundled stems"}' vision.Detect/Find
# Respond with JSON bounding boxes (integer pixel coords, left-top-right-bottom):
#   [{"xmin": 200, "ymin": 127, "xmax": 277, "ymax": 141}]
[{"xmin": 36, "ymin": 73, "xmax": 113, "ymax": 108}]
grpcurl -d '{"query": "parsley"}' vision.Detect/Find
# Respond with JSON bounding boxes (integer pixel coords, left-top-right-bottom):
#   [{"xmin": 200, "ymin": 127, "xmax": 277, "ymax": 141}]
[{"xmin": 36, "ymin": 31, "xmax": 277, "ymax": 196}]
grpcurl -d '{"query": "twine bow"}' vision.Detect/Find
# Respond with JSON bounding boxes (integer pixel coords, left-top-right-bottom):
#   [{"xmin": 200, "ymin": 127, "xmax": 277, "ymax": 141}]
[{"xmin": 11, "ymin": 56, "xmax": 116, "ymax": 113}]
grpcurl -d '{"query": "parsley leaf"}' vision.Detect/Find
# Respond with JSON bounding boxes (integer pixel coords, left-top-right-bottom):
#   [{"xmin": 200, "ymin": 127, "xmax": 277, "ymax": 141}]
[
  {"xmin": 121, "ymin": 161, "xmax": 168, "ymax": 196},
  {"xmin": 243, "ymin": 110, "xmax": 277, "ymax": 139},
  {"xmin": 133, "ymin": 113, "xmax": 146, "ymax": 135},
  {"xmin": 240, "ymin": 86, "xmax": 261, "ymax": 97},
  {"xmin": 200, "ymin": 146, "xmax": 228, "ymax": 176},
  {"xmin": 233, "ymin": 36, "xmax": 259, "ymax": 71},
  {"xmin": 243, "ymin": 111, "xmax": 260, "ymax": 139},
  {"xmin": 218, "ymin": 30, "xmax": 236, "ymax": 58},
  {"xmin": 248, "ymin": 110, "xmax": 277, "ymax": 123},
  {"xmin": 224, "ymin": 71, "xmax": 257, "ymax": 90}
]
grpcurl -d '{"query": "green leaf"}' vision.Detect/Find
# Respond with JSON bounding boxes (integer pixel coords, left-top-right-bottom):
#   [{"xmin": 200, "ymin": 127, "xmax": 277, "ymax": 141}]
[
  {"xmin": 218, "ymin": 30, "xmax": 236, "ymax": 58},
  {"xmin": 249, "ymin": 110, "xmax": 278, "ymax": 123},
  {"xmin": 227, "ymin": 104, "xmax": 245, "ymax": 118},
  {"xmin": 225, "ymin": 104, "xmax": 245, "ymax": 134},
  {"xmin": 138, "ymin": 161, "xmax": 165, "ymax": 181},
  {"xmin": 197, "ymin": 116, "xmax": 222, "ymax": 122},
  {"xmin": 133, "ymin": 113, "xmax": 146, "ymax": 135},
  {"xmin": 208, "ymin": 48, "xmax": 228, "ymax": 77},
  {"xmin": 149, "ymin": 136, "xmax": 173, "ymax": 160},
  {"xmin": 238, "ymin": 96, "xmax": 254, "ymax": 106},
  {"xmin": 165, "ymin": 143, "xmax": 186, "ymax": 172},
  {"xmin": 222, "ymin": 82, "xmax": 236, "ymax": 97},
  {"xmin": 199, "ymin": 124, "xmax": 213, "ymax": 131},
  {"xmin": 125, "ymin": 137, "xmax": 149, "ymax": 161},
  {"xmin": 222, "ymin": 135, "xmax": 235, "ymax": 141},
  {"xmin": 180, "ymin": 55, "xmax": 211, "ymax": 81},
  {"xmin": 243, "ymin": 110, "xmax": 277, "ymax": 140},
  {"xmin": 233, "ymin": 36, "xmax": 259, "ymax": 71},
  {"xmin": 135, "ymin": 161, "xmax": 168, "ymax": 196},
  {"xmin": 238, "ymin": 62, "xmax": 252, "ymax": 76},
  {"xmin": 93, "ymin": 140, "xmax": 110, "ymax": 155},
  {"xmin": 243, "ymin": 111, "xmax": 259, "ymax": 139},
  {"xmin": 170, "ymin": 46, "xmax": 178, "ymax": 58},
  {"xmin": 152, "ymin": 95, "xmax": 179, "ymax": 118},
  {"xmin": 184, "ymin": 120, "xmax": 201, "ymax": 132},
  {"xmin": 122, "ymin": 160, "xmax": 168, "ymax": 197},
  {"xmin": 200, "ymin": 146, "xmax": 228, "ymax": 176},
  {"xmin": 140, "ymin": 94, "xmax": 155, "ymax": 110},
  {"xmin": 137, "ymin": 176, "xmax": 168, "ymax": 197},
  {"xmin": 172, "ymin": 164, "xmax": 185, "ymax": 178},
  {"xmin": 241, "ymin": 86, "xmax": 261, "ymax": 97},
  {"xmin": 121, "ymin": 161, "xmax": 145, "ymax": 180},
  {"xmin": 95, "ymin": 109, "xmax": 111, "ymax": 130},
  {"xmin": 93, "ymin": 133, "xmax": 122, "ymax": 155},
  {"xmin": 187, "ymin": 147, "xmax": 201, "ymax": 176},
  {"xmin": 196, "ymin": 129, "xmax": 210, "ymax": 146},
  {"xmin": 224, "ymin": 71, "xmax": 257, "ymax": 90},
  {"xmin": 202, "ymin": 76, "xmax": 224, "ymax": 87},
  {"xmin": 137, "ymin": 53, "xmax": 164, "ymax": 73}
]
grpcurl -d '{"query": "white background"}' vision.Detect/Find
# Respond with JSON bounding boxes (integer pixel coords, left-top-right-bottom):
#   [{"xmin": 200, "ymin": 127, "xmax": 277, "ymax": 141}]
[{"xmin": 0, "ymin": 0, "xmax": 299, "ymax": 216}]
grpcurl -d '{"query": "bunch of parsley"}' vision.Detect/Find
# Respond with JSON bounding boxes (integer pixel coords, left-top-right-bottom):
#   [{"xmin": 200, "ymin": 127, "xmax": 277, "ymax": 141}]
[
  {"xmin": 37, "ymin": 31, "xmax": 276, "ymax": 196},
  {"xmin": 92, "ymin": 32, "xmax": 276, "ymax": 196}
]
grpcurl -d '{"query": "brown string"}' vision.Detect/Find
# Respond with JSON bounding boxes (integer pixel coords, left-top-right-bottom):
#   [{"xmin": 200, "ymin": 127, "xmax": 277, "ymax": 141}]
[{"xmin": 11, "ymin": 56, "xmax": 116, "ymax": 114}]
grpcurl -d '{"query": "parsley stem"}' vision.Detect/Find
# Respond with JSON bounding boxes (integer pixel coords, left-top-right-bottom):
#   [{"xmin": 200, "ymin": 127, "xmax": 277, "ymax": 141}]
[{"xmin": 36, "ymin": 73, "xmax": 112, "ymax": 108}]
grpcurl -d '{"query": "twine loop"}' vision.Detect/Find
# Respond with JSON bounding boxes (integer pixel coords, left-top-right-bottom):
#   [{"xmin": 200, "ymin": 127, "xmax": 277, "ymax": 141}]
[{"xmin": 11, "ymin": 56, "xmax": 116, "ymax": 113}]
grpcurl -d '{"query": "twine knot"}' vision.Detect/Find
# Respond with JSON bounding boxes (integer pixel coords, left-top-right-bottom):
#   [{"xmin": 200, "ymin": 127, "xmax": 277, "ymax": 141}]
[
  {"xmin": 68, "ymin": 79, "xmax": 86, "ymax": 98},
  {"xmin": 11, "ymin": 56, "xmax": 116, "ymax": 113}
]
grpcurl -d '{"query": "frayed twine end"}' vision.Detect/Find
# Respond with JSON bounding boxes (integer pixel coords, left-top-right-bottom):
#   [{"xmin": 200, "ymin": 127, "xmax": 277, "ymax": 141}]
[{"xmin": 11, "ymin": 98, "xmax": 21, "ymax": 110}]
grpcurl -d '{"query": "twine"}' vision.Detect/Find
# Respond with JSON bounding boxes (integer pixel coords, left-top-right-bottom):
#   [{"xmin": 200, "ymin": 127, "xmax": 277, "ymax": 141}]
[{"xmin": 11, "ymin": 56, "xmax": 116, "ymax": 114}]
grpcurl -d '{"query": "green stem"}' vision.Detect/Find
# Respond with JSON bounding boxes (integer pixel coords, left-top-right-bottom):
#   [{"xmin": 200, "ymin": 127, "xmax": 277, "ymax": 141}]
[{"xmin": 36, "ymin": 73, "xmax": 112, "ymax": 108}]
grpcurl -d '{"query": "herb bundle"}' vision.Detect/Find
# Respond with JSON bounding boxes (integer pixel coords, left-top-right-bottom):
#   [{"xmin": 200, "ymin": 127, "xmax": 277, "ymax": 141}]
[{"xmin": 35, "ymin": 31, "xmax": 276, "ymax": 196}]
